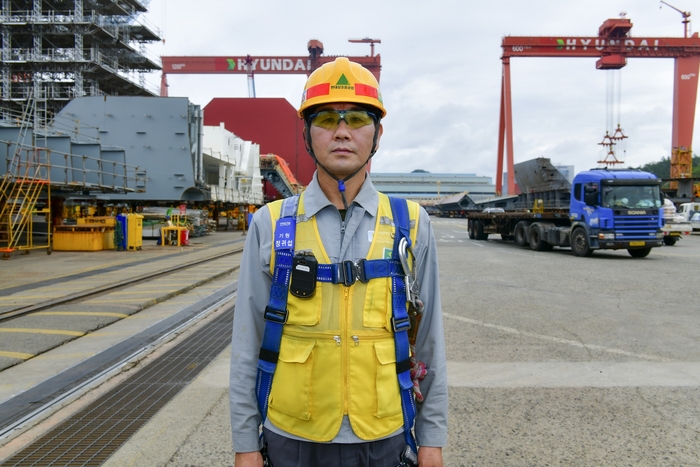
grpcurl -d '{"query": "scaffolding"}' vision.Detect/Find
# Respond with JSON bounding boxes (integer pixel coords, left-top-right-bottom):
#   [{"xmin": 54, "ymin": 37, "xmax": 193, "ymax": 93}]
[{"xmin": 1, "ymin": 0, "xmax": 161, "ymax": 118}]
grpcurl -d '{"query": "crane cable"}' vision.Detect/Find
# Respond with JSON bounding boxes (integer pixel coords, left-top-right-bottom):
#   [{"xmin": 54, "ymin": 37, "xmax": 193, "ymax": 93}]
[
  {"xmin": 604, "ymin": 68, "xmax": 625, "ymax": 162},
  {"xmin": 605, "ymin": 69, "xmax": 623, "ymax": 136},
  {"xmin": 161, "ymin": 0, "xmax": 167, "ymax": 44}
]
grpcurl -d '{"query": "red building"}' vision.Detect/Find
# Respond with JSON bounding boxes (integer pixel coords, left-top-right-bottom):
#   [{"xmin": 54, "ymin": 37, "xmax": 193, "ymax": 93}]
[{"xmin": 203, "ymin": 98, "xmax": 316, "ymax": 190}]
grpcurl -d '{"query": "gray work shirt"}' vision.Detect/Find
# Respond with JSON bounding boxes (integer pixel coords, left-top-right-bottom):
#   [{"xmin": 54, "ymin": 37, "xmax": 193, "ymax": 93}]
[{"xmin": 230, "ymin": 172, "xmax": 448, "ymax": 453}]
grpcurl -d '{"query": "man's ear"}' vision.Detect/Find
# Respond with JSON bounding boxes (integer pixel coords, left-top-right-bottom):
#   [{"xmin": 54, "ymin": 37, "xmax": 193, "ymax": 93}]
[
  {"xmin": 302, "ymin": 124, "xmax": 313, "ymax": 156},
  {"xmin": 374, "ymin": 123, "xmax": 384, "ymax": 151}
]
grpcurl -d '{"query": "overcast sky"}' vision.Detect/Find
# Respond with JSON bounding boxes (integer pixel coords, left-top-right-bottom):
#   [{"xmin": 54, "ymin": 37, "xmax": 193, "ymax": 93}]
[{"xmin": 139, "ymin": 0, "xmax": 697, "ymax": 182}]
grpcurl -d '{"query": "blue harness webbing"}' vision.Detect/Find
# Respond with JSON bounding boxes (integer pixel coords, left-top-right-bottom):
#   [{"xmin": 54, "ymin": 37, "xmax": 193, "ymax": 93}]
[
  {"xmin": 255, "ymin": 196, "xmax": 298, "ymax": 422},
  {"xmin": 255, "ymin": 195, "xmax": 418, "ymax": 453},
  {"xmin": 388, "ymin": 196, "xmax": 419, "ymax": 454}
]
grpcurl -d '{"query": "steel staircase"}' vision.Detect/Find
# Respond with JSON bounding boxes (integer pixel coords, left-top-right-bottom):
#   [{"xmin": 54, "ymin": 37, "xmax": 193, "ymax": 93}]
[
  {"xmin": 0, "ymin": 95, "xmax": 51, "ymax": 259},
  {"xmin": 0, "ymin": 149, "xmax": 51, "ymax": 258}
]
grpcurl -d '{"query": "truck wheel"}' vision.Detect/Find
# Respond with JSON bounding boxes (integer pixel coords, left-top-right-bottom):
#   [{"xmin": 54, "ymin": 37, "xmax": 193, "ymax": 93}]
[
  {"xmin": 468, "ymin": 220, "xmax": 476, "ymax": 239},
  {"xmin": 571, "ymin": 227, "xmax": 593, "ymax": 257},
  {"xmin": 628, "ymin": 248, "xmax": 652, "ymax": 258},
  {"xmin": 529, "ymin": 225, "xmax": 553, "ymax": 251},
  {"xmin": 475, "ymin": 220, "xmax": 487, "ymax": 240},
  {"xmin": 663, "ymin": 237, "xmax": 677, "ymax": 246},
  {"xmin": 514, "ymin": 222, "xmax": 529, "ymax": 247}
]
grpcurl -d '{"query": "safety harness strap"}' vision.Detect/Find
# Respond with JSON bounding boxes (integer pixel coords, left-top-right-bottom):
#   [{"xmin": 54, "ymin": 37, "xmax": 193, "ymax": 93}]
[
  {"xmin": 389, "ymin": 196, "xmax": 419, "ymax": 455},
  {"xmin": 255, "ymin": 195, "xmax": 299, "ymax": 422}
]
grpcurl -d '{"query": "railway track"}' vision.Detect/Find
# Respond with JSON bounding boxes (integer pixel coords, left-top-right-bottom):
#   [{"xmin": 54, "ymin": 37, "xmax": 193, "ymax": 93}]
[
  {"xmin": 0, "ymin": 243, "xmax": 244, "ymax": 373},
  {"xmin": 0, "ymin": 284, "xmax": 237, "ymax": 465},
  {"xmin": 0, "ymin": 243, "xmax": 243, "ymax": 461},
  {"xmin": 0, "ymin": 247, "xmax": 243, "ymax": 323}
]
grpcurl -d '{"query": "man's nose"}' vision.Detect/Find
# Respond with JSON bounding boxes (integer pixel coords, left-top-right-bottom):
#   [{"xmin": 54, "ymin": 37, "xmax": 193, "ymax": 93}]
[{"xmin": 333, "ymin": 121, "xmax": 352, "ymax": 139}]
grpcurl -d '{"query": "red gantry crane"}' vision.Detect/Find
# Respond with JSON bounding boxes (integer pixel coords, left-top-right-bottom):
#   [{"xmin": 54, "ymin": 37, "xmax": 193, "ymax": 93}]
[
  {"xmin": 159, "ymin": 38, "xmax": 381, "ymax": 96},
  {"xmin": 497, "ymin": 15, "xmax": 700, "ymax": 198}
]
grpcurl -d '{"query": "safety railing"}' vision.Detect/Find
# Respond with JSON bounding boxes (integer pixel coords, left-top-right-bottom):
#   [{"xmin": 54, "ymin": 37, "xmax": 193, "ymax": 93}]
[
  {"xmin": 2, "ymin": 141, "xmax": 146, "ymax": 194},
  {"xmin": 4, "ymin": 71, "xmax": 157, "ymax": 102},
  {"xmin": 1, "ymin": 10, "xmax": 160, "ymax": 37}
]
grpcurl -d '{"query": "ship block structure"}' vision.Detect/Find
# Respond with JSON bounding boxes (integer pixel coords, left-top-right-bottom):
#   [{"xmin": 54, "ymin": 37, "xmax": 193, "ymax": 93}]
[{"xmin": 55, "ymin": 96, "xmax": 263, "ymax": 204}]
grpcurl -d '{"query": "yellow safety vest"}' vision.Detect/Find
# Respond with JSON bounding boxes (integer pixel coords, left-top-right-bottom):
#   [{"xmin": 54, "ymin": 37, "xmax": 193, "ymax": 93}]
[{"xmin": 265, "ymin": 192, "xmax": 420, "ymax": 442}]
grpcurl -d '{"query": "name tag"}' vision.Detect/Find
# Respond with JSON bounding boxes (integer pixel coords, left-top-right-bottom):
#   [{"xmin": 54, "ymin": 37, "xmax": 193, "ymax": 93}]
[{"xmin": 275, "ymin": 219, "xmax": 295, "ymax": 251}]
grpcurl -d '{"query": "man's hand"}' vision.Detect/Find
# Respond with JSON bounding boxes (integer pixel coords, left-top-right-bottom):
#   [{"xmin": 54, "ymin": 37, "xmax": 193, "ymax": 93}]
[
  {"xmin": 418, "ymin": 446, "xmax": 443, "ymax": 467},
  {"xmin": 234, "ymin": 451, "xmax": 263, "ymax": 467}
]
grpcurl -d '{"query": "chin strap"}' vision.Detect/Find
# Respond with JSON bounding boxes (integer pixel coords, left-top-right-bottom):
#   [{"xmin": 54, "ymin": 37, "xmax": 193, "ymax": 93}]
[
  {"xmin": 304, "ymin": 119, "xmax": 381, "ymax": 210},
  {"xmin": 315, "ymin": 163, "xmax": 364, "ymax": 211}
]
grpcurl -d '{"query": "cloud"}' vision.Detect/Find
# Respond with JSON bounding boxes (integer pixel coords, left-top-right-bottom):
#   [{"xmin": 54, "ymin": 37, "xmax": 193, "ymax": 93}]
[{"xmin": 142, "ymin": 0, "xmax": 699, "ymax": 183}]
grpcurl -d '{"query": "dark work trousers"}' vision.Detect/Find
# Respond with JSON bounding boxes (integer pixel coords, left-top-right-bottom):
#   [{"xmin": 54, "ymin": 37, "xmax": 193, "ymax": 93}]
[{"xmin": 263, "ymin": 428, "xmax": 406, "ymax": 467}]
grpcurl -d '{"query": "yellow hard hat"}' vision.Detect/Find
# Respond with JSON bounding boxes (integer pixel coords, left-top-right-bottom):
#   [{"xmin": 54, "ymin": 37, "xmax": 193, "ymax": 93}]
[{"xmin": 298, "ymin": 57, "xmax": 385, "ymax": 118}]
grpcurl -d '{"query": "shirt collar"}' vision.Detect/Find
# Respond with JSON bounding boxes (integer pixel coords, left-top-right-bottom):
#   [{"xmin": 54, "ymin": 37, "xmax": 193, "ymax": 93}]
[{"xmin": 302, "ymin": 171, "xmax": 379, "ymax": 218}]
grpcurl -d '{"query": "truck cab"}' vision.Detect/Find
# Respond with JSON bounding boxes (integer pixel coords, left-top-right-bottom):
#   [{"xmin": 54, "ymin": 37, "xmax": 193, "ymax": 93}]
[
  {"xmin": 568, "ymin": 169, "xmax": 664, "ymax": 257},
  {"xmin": 678, "ymin": 202, "xmax": 700, "ymax": 231}
]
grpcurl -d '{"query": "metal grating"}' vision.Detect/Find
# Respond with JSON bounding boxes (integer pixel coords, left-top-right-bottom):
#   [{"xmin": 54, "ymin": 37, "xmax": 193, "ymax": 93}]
[{"xmin": 1, "ymin": 307, "xmax": 234, "ymax": 467}]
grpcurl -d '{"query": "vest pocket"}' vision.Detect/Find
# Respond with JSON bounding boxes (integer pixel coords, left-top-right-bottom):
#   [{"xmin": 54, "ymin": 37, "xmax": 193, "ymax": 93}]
[
  {"xmin": 269, "ymin": 337, "xmax": 315, "ymax": 420},
  {"xmin": 363, "ymin": 278, "xmax": 392, "ymax": 329},
  {"xmin": 373, "ymin": 340, "xmax": 402, "ymax": 418},
  {"xmin": 287, "ymin": 287, "xmax": 323, "ymax": 325}
]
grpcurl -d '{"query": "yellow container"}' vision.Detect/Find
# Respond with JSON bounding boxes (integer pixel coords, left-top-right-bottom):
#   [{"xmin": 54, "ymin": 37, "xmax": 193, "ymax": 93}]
[
  {"xmin": 104, "ymin": 226, "xmax": 115, "ymax": 250},
  {"xmin": 126, "ymin": 214, "xmax": 143, "ymax": 250},
  {"xmin": 78, "ymin": 216, "xmax": 117, "ymax": 227},
  {"xmin": 53, "ymin": 225, "xmax": 106, "ymax": 251}
]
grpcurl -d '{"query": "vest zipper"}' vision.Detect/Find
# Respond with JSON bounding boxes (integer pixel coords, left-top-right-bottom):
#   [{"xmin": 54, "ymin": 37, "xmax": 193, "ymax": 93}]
[
  {"xmin": 342, "ymin": 286, "xmax": 350, "ymax": 414},
  {"xmin": 339, "ymin": 205, "xmax": 347, "ymax": 243},
  {"xmin": 352, "ymin": 335, "xmax": 359, "ymax": 346}
]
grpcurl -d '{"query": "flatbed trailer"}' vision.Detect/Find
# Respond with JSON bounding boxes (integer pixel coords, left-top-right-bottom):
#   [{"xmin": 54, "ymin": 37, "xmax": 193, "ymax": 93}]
[{"xmin": 466, "ymin": 210, "xmax": 568, "ymax": 241}]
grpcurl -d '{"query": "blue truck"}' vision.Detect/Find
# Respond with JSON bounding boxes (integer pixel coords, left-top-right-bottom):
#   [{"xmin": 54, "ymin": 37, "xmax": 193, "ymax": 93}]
[{"xmin": 464, "ymin": 158, "xmax": 664, "ymax": 258}]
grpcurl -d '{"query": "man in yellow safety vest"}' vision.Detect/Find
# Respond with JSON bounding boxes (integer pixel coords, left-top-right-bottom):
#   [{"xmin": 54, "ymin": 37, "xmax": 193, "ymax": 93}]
[{"xmin": 230, "ymin": 57, "xmax": 447, "ymax": 467}]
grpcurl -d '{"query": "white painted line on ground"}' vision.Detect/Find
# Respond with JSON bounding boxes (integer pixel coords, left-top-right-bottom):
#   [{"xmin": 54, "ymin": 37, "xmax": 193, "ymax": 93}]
[
  {"xmin": 468, "ymin": 242, "xmax": 484, "ymax": 247},
  {"xmin": 447, "ymin": 361, "xmax": 700, "ymax": 388},
  {"xmin": 443, "ymin": 312, "xmax": 672, "ymax": 362}
]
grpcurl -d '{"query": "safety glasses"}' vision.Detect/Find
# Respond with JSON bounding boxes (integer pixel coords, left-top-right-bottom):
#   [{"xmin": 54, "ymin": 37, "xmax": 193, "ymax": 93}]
[{"xmin": 308, "ymin": 110, "xmax": 378, "ymax": 130}]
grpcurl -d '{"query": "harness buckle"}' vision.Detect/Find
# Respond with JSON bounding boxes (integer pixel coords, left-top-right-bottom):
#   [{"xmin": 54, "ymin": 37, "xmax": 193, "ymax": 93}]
[
  {"xmin": 342, "ymin": 260, "xmax": 357, "ymax": 286},
  {"xmin": 264, "ymin": 306, "xmax": 288, "ymax": 324},
  {"xmin": 259, "ymin": 433, "xmax": 274, "ymax": 467},
  {"xmin": 355, "ymin": 259, "xmax": 368, "ymax": 283},
  {"xmin": 395, "ymin": 445, "xmax": 418, "ymax": 467},
  {"xmin": 392, "ymin": 316, "xmax": 411, "ymax": 332}
]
